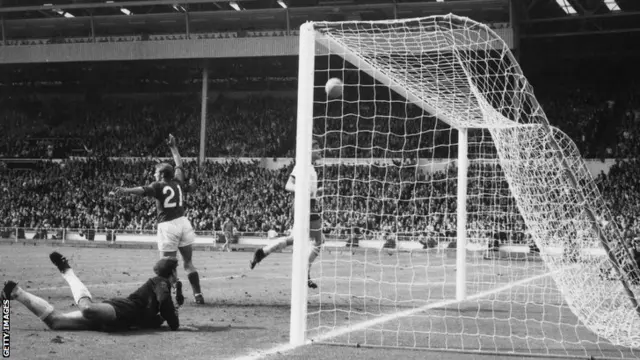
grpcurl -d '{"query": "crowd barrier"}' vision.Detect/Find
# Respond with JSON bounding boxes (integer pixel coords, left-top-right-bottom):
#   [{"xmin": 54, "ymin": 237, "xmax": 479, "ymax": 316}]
[{"xmin": 0, "ymin": 227, "xmax": 607, "ymax": 261}]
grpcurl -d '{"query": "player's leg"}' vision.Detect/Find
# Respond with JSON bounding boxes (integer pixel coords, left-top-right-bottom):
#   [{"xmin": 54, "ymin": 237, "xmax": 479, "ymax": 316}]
[
  {"xmin": 156, "ymin": 220, "xmax": 185, "ymax": 304},
  {"xmin": 78, "ymin": 301, "xmax": 118, "ymax": 323},
  {"xmin": 177, "ymin": 217, "xmax": 204, "ymax": 304},
  {"xmin": 1, "ymin": 281, "xmax": 96, "ymax": 330},
  {"xmin": 307, "ymin": 218, "xmax": 324, "ymax": 289},
  {"xmin": 223, "ymin": 232, "xmax": 232, "ymax": 252},
  {"xmin": 50, "ymin": 252, "xmax": 92, "ymax": 304},
  {"xmin": 45, "ymin": 310, "xmax": 98, "ymax": 330},
  {"xmin": 178, "ymin": 244, "xmax": 204, "ymax": 304},
  {"xmin": 2, "ymin": 281, "xmax": 54, "ymax": 322},
  {"xmin": 157, "ymin": 221, "xmax": 180, "ymax": 257},
  {"xmin": 250, "ymin": 234, "xmax": 294, "ymax": 269}
]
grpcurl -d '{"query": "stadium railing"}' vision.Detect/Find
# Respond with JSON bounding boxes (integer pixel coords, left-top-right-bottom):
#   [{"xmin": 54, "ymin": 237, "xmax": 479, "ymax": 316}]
[{"xmin": 0, "ymin": 226, "xmax": 552, "ymax": 258}]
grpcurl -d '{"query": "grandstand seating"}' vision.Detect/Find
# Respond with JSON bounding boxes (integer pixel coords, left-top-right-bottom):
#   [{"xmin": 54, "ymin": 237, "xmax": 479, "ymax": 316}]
[{"xmin": 1, "ymin": 77, "xmax": 639, "ymax": 241}]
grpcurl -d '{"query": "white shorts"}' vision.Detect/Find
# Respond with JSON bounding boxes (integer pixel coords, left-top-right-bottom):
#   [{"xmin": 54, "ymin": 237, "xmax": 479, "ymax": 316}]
[{"xmin": 157, "ymin": 216, "xmax": 196, "ymax": 252}]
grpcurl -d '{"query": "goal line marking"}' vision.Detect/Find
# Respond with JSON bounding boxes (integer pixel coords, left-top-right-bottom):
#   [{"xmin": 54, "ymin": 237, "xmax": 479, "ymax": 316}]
[{"xmin": 226, "ymin": 269, "xmax": 557, "ymax": 360}]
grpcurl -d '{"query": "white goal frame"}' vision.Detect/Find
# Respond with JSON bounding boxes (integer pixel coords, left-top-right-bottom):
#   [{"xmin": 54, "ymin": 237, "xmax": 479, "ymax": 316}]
[
  {"xmin": 289, "ymin": 15, "xmax": 640, "ymax": 357},
  {"xmin": 290, "ymin": 19, "xmax": 474, "ymax": 346}
]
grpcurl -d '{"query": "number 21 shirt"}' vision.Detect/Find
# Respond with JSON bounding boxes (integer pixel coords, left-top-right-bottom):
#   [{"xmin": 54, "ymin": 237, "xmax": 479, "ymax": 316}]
[{"xmin": 143, "ymin": 180, "xmax": 186, "ymax": 223}]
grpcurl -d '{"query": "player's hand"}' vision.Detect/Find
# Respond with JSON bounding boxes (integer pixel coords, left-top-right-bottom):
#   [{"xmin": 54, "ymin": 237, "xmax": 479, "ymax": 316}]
[
  {"xmin": 113, "ymin": 187, "xmax": 125, "ymax": 196},
  {"xmin": 316, "ymin": 187, "xmax": 324, "ymax": 196},
  {"xmin": 167, "ymin": 134, "xmax": 177, "ymax": 148}
]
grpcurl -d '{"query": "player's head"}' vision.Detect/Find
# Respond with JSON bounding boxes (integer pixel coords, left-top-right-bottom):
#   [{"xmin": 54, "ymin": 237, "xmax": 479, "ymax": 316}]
[
  {"xmin": 311, "ymin": 139, "xmax": 322, "ymax": 163},
  {"xmin": 154, "ymin": 163, "xmax": 174, "ymax": 181},
  {"xmin": 153, "ymin": 257, "xmax": 179, "ymax": 280}
]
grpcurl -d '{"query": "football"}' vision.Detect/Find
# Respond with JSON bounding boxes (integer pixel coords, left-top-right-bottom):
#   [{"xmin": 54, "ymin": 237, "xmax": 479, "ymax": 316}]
[{"xmin": 325, "ymin": 78, "xmax": 343, "ymax": 98}]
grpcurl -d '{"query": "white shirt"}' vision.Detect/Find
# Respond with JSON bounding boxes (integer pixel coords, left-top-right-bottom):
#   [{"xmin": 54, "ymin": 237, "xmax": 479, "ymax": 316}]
[{"xmin": 290, "ymin": 164, "xmax": 318, "ymax": 199}]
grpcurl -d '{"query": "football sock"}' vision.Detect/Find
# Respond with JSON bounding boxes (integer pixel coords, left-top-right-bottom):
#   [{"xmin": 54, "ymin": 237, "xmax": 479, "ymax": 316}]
[
  {"xmin": 63, "ymin": 310, "xmax": 86, "ymax": 321},
  {"xmin": 13, "ymin": 287, "xmax": 55, "ymax": 320},
  {"xmin": 308, "ymin": 245, "xmax": 321, "ymax": 272},
  {"xmin": 187, "ymin": 272, "xmax": 202, "ymax": 295},
  {"xmin": 61, "ymin": 269, "xmax": 92, "ymax": 304}
]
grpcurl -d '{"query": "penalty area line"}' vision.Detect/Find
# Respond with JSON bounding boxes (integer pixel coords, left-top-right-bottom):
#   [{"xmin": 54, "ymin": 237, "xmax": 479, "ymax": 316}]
[{"xmin": 225, "ymin": 269, "xmax": 557, "ymax": 360}]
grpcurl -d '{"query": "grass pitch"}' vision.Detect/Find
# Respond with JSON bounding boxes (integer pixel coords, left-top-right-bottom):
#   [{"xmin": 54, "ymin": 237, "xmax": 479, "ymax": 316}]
[{"xmin": 0, "ymin": 242, "xmax": 636, "ymax": 360}]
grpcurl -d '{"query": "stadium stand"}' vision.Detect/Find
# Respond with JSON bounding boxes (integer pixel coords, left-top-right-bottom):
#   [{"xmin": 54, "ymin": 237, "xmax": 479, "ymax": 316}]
[{"xmin": 1, "ymin": 63, "xmax": 639, "ymax": 243}]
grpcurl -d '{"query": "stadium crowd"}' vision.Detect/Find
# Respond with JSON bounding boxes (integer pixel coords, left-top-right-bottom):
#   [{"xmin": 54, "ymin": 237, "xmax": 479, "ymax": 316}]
[
  {"xmin": 0, "ymin": 155, "xmax": 520, "ymax": 243},
  {"xmin": 0, "ymin": 75, "xmax": 639, "ymax": 243},
  {"xmin": 0, "ymin": 96, "xmax": 296, "ymax": 159},
  {"xmin": 1, "ymin": 79, "xmax": 638, "ymax": 160}
]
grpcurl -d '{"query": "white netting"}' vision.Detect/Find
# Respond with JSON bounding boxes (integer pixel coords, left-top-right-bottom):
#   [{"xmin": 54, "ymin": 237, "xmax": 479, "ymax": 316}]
[{"xmin": 300, "ymin": 14, "xmax": 640, "ymax": 358}]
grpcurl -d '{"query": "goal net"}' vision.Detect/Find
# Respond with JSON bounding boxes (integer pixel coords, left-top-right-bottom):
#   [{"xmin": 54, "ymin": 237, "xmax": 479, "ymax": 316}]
[{"xmin": 291, "ymin": 14, "xmax": 640, "ymax": 359}]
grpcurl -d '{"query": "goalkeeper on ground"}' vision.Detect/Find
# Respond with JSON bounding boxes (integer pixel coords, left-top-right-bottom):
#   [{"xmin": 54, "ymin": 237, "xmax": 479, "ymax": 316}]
[
  {"xmin": 2, "ymin": 252, "xmax": 181, "ymax": 331},
  {"xmin": 250, "ymin": 139, "xmax": 324, "ymax": 289}
]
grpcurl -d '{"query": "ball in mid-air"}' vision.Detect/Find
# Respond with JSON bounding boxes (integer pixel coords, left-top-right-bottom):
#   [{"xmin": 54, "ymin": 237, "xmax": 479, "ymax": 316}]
[{"xmin": 325, "ymin": 78, "xmax": 343, "ymax": 98}]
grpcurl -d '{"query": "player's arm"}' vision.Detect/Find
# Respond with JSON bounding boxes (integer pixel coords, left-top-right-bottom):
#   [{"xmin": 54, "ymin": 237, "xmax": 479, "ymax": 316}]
[
  {"xmin": 155, "ymin": 280, "xmax": 180, "ymax": 331},
  {"xmin": 113, "ymin": 186, "xmax": 146, "ymax": 197},
  {"xmin": 114, "ymin": 182, "xmax": 158, "ymax": 198},
  {"xmin": 167, "ymin": 134, "xmax": 185, "ymax": 183}
]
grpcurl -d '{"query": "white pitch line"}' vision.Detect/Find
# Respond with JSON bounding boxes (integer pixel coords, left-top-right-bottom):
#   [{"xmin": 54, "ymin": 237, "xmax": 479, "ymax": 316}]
[{"xmin": 225, "ymin": 270, "xmax": 557, "ymax": 360}]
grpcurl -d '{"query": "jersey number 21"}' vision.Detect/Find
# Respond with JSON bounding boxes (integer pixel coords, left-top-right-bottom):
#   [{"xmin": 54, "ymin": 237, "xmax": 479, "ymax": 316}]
[{"xmin": 163, "ymin": 185, "xmax": 184, "ymax": 208}]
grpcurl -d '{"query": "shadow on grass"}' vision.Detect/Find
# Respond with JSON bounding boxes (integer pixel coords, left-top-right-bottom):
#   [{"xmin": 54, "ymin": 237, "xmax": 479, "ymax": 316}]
[
  {"xmin": 106, "ymin": 324, "xmax": 266, "ymax": 336},
  {"xmin": 190, "ymin": 324, "xmax": 267, "ymax": 332}
]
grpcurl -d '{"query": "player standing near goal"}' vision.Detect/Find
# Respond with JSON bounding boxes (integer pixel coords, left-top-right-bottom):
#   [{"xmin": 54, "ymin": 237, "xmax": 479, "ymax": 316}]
[
  {"xmin": 1, "ymin": 252, "xmax": 180, "ymax": 331},
  {"xmin": 114, "ymin": 134, "xmax": 204, "ymax": 305},
  {"xmin": 250, "ymin": 140, "xmax": 323, "ymax": 289},
  {"xmin": 221, "ymin": 216, "xmax": 234, "ymax": 252}
]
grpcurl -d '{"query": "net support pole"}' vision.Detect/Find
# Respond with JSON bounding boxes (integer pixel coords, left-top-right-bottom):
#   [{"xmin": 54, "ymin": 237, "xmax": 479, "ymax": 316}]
[
  {"xmin": 290, "ymin": 22, "xmax": 315, "ymax": 346},
  {"xmin": 456, "ymin": 127, "xmax": 468, "ymax": 301},
  {"xmin": 199, "ymin": 66, "xmax": 208, "ymax": 166}
]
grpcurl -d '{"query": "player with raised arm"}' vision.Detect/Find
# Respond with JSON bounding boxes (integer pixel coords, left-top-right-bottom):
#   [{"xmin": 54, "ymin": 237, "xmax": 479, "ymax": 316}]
[
  {"xmin": 250, "ymin": 140, "xmax": 323, "ymax": 289},
  {"xmin": 1, "ymin": 252, "xmax": 180, "ymax": 331},
  {"xmin": 114, "ymin": 134, "xmax": 204, "ymax": 305}
]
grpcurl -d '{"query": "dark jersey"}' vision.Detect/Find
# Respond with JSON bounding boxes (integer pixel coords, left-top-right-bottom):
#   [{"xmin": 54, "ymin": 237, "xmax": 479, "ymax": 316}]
[
  {"xmin": 104, "ymin": 276, "xmax": 179, "ymax": 331},
  {"xmin": 143, "ymin": 180, "xmax": 186, "ymax": 223}
]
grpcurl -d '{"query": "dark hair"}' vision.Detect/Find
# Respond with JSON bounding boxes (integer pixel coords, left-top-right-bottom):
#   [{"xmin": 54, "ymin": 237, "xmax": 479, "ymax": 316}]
[
  {"xmin": 156, "ymin": 163, "xmax": 174, "ymax": 180},
  {"xmin": 153, "ymin": 257, "xmax": 178, "ymax": 278}
]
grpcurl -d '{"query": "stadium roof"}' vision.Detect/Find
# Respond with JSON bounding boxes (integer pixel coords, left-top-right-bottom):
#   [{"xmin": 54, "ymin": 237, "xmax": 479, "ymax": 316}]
[
  {"xmin": 519, "ymin": 0, "xmax": 640, "ymax": 36},
  {"xmin": 0, "ymin": 0, "xmax": 636, "ymax": 19},
  {"xmin": 0, "ymin": 0, "xmax": 502, "ymax": 15},
  {"xmin": 516, "ymin": 0, "xmax": 640, "ymax": 60},
  {"xmin": 0, "ymin": 0, "xmax": 637, "ymax": 90},
  {"xmin": 0, "ymin": 0, "xmax": 636, "ymax": 40},
  {"xmin": 0, "ymin": 0, "xmax": 510, "ymax": 39},
  {"xmin": 0, "ymin": 0, "xmax": 508, "ymax": 19}
]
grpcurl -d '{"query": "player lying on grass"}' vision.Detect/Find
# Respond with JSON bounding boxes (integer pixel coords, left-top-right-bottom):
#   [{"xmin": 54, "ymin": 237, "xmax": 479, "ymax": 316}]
[
  {"xmin": 250, "ymin": 139, "xmax": 324, "ymax": 289},
  {"xmin": 1, "ymin": 252, "xmax": 181, "ymax": 331},
  {"xmin": 114, "ymin": 134, "xmax": 205, "ymax": 305}
]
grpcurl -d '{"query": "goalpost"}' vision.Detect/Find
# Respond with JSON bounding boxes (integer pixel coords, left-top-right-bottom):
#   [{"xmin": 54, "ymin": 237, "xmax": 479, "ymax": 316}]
[{"xmin": 291, "ymin": 14, "xmax": 640, "ymax": 358}]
